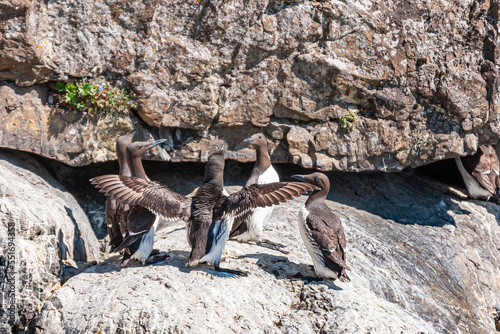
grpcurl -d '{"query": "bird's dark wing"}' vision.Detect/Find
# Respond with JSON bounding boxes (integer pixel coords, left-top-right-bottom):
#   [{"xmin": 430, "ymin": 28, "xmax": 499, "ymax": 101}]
[
  {"xmin": 105, "ymin": 198, "xmax": 129, "ymax": 252},
  {"xmin": 306, "ymin": 212, "xmax": 351, "ymax": 272},
  {"xmin": 113, "ymin": 206, "xmax": 157, "ymax": 253},
  {"xmin": 90, "ymin": 175, "xmax": 192, "ymax": 221},
  {"xmin": 463, "ymin": 146, "xmax": 500, "ymax": 195},
  {"xmin": 229, "ymin": 213, "xmax": 249, "ymax": 237},
  {"xmin": 214, "ymin": 182, "xmax": 318, "ymax": 221}
]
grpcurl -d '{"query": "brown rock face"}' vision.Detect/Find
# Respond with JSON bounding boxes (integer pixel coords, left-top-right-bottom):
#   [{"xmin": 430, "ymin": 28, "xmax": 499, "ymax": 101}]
[{"xmin": 1, "ymin": 0, "xmax": 500, "ymax": 171}]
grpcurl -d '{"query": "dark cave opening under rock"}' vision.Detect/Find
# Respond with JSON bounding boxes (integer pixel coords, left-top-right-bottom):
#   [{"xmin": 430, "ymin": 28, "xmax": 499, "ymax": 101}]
[
  {"xmin": 414, "ymin": 157, "xmax": 466, "ymax": 189},
  {"xmin": 22, "ymin": 149, "xmax": 473, "ymax": 237}
]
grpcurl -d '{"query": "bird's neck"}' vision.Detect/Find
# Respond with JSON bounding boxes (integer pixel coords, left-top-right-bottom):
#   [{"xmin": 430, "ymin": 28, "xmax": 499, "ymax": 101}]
[
  {"xmin": 130, "ymin": 156, "xmax": 148, "ymax": 179},
  {"xmin": 305, "ymin": 188, "xmax": 329, "ymax": 209},
  {"xmin": 204, "ymin": 172, "xmax": 224, "ymax": 187},
  {"xmin": 118, "ymin": 157, "xmax": 131, "ymax": 177},
  {"xmin": 117, "ymin": 146, "xmax": 131, "ymax": 177},
  {"xmin": 254, "ymin": 146, "xmax": 271, "ymax": 172}
]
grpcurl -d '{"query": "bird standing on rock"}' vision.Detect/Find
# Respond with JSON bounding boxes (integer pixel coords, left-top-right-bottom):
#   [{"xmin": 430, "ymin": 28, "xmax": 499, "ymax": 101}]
[
  {"xmin": 106, "ymin": 133, "xmax": 134, "ymax": 252},
  {"xmin": 230, "ymin": 133, "xmax": 288, "ymax": 253},
  {"xmin": 455, "ymin": 145, "xmax": 500, "ymax": 202},
  {"xmin": 91, "ymin": 150, "xmax": 319, "ymax": 275},
  {"xmin": 103, "ymin": 138, "xmax": 168, "ymax": 266},
  {"xmin": 291, "ymin": 172, "xmax": 351, "ymax": 283}
]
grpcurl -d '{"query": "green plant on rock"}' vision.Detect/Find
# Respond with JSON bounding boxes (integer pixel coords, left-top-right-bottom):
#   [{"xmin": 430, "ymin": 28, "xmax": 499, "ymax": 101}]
[
  {"xmin": 339, "ymin": 111, "xmax": 358, "ymax": 131},
  {"xmin": 55, "ymin": 78, "xmax": 136, "ymax": 115}
]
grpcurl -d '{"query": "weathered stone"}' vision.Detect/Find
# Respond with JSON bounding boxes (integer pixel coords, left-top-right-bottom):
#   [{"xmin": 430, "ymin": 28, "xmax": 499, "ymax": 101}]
[
  {"xmin": 1, "ymin": 0, "xmax": 500, "ymax": 171},
  {"xmin": 0, "ymin": 149, "xmax": 99, "ymax": 331},
  {"xmin": 0, "ymin": 83, "xmax": 164, "ymax": 166}
]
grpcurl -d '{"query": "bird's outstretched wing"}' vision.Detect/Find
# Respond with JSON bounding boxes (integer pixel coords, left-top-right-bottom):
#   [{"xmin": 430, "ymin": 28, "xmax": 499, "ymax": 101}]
[
  {"xmin": 214, "ymin": 182, "xmax": 319, "ymax": 221},
  {"xmin": 90, "ymin": 175, "xmax": 192, "ymax": 221},
  {"xmin": 462, "ymin": 145, "xmax": 500, "ymax": 195}
]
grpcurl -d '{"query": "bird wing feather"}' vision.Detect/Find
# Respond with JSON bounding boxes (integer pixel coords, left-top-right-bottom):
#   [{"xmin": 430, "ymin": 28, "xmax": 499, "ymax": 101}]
[
  {"xmin": 90, "ymin": 175, "xmax": 192, "ymax": 221},
  {"xmin": 463, "ymin": 146, "xmax": 500, "ymax": 195},
  {"xmin": 214, "ymin": 182, "xmax": 319, "ymax": 221}
]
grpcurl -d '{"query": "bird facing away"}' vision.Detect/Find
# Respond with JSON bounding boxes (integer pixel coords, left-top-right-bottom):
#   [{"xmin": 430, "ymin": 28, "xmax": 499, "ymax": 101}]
[
  {"xmin": 106, "ymin": 138, "xmax": 167, "ymax": 266},
  {"xmin": 230, "ymin": 133, "xmax": 288, "ymax": 253},
  {"xmin": 455, "ymin": 145, "xmax": 500, "ymax": 201},
  {"xmin": 291, "ymin": 172, "xmax": 351, "ymax": 283},
  {"xmin": 91, "ymin": 151, "xmax": 319, "ymax": 275},
  {"xmin": 106, "ymin": 133, "xmax": 134, "ymax": 252}
]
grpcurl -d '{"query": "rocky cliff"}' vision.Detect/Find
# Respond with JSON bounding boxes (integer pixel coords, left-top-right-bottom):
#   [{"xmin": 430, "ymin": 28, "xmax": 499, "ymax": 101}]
[
  {"xmin": 1, "ymin": 0, "xmax": 500, "ymax": 171},
  {"xmin": 0, "ymin": 150, "xmax": 99, "ymax": 333},
  {"xmin": 2, "ymin": 0, "xmax": 500, "ymax": 333}
]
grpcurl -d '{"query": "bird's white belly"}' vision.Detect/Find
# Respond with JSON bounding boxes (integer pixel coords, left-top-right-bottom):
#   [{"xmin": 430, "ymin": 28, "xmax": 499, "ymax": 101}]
[
  {"xmin": 200, "ymin": 216, "xmax": 232, "ymax": 266},
  {"xmin": 455, "ymin": 157, "xmax": 493, "ymax": 199},
  {"xmin": 131, "ymin": 215, "xmax": 159, "ymax": 262},
  {"xmin": 258, "ymin": 166, "xmax": 280, "ymax": 185},
  {"xmin": 235, "ymin": 165, "xmax": 279, "ymax": 242},
  {"xmin": 234, "ymin": 206, "xmax": 273, "ymax": 242},
  {"xmin": 298, "ymin": 207, "xmax": 336, "ymax": 279}
]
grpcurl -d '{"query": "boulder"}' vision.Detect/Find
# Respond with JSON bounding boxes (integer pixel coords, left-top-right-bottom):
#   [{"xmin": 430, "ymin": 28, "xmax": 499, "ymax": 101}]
[{"xmin": 0, "ymin": 149, "xmax": 100, "ymax": 332}]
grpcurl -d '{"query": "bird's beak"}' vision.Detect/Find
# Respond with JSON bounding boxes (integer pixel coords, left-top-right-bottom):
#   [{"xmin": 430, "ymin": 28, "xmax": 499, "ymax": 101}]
[
  {"xmin": 244, "ymin": 138, "xmax": 254, "ymax": 145},
  {"xmin": 219, "ymin": 142, "xmax": 226, "ymax": 152},
  {"xmin": 291, "ymin": 174, "xmax": 307, "ymax": 182},
  {"xmin": 146, "ymin": 139, "xmax": 168, "ymax": 150}
]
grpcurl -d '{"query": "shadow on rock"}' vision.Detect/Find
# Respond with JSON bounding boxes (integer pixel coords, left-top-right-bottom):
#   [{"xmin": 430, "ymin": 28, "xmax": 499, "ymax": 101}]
[
  {"xmin": 241, "ymin": 253, "xmax": 342, "ymax": 290},
  {"xmin": 325, "ymin": 172, "xmax": 470, "ymax": 227}
]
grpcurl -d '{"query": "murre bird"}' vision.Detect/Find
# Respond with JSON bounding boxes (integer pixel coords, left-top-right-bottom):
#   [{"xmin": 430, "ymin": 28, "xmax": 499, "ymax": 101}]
[
  {"xmin": 91, "ymin": 151, "xmax": 318, "ymax": 275},
  {"xmin": 455, "ymin": 145, "xmax": 500, "ymax": 201},
  {"xmin": 109, "ymin": 138, "xmax": 167, "ymax": 266},
  {"xmin": 106, "ymin": 133, "xmax": 134, "ymax": 252},
  {"xmin": 230, "ymin": 133, "xmax": 288, "ymax": 253},
  {"xmin": 291, "ymin": 172, "xmax": 351, "ymax": 282}
]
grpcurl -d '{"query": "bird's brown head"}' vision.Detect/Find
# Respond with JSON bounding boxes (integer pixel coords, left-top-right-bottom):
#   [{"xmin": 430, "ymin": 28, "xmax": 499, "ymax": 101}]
[
  {"xmin": 116, "ymin": 132, "xmax": 135, "ymax": 152},
  {"xmin": 116, "ymin": 132, "xmax": 135, "ymax": 160},
  {"xmin": 204, "ymin": 151, "xmax": 225, "ymax": 183},
  {"xmin": 291, "ymin": 172, "xmax": 330, "ymax": 192},
  {"xmin": 244, "ymin": 133, "xmax": 268, "ymax": 150},
  {"xmin": 127, "ymin": 139, "xmax": 167, "ymax": 159}
]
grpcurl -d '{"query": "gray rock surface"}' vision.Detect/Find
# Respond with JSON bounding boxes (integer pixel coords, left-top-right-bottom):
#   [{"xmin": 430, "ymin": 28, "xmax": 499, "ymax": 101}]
[
  {"xmin": 30, "ymin": 170, "xmax": 500, "ymax": 333},
  {"xmin": 0, "ymin": 149, "xmax": 100, "ymax": 332},
  {"xmin": 1, "ymin": 0, "xmax": 500, "ymax": 171}
]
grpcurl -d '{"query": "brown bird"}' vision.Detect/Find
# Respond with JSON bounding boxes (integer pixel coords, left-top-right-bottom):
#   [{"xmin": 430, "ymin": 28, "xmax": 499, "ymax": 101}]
[
  {"xmin": 230, "ymin": 133, "xmax": 288, "ymax": 253},
  {"xmin": 106, "ymin": 133, "xmax": 134, "ymax": 252},
  {"xmin": 91, "ymin": 151, "xmax": 318, "ymax": 275},
  {"xmin": 291, "ymin": 172, "xmax": 351, "ymax": 283},
  {"xmin": 107, "ymin": 138, "xmax": 167, "ymax": 266},
  {"xmin": 455, "ymin": 145, "xmax": 500, "ymax": 201}
]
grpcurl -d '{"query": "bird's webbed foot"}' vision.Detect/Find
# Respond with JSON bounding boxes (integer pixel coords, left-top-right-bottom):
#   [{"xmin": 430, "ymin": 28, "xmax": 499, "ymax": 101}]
[
  {"xmin": 257, "ymin": 239, "xmax": 289, "ymax": 254},
  {"xmin": 289, "ymin": 272, "xmax": 322, "ymax": 283},
  {"xmin": 145, "ymin": 251, "xmax": 170, "ymax": 265},
  {"xmin": 215, "ymin": 265, "xmax": 249, "ymax": 276}
]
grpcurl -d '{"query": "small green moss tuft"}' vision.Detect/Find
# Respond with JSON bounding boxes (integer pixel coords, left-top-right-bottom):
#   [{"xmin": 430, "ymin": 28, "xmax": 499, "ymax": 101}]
[
  {"xmin": 55, "ymin": 78, "xmax": 136, "ymax": 115},
  {"xmin": 339, "ymin": 111, "xmax": 358, "ymax": 131}
]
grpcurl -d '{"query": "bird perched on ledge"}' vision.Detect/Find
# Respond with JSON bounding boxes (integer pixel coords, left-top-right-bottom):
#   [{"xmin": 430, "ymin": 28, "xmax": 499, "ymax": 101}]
[
  {"xmin": 230, "ymin": 133, "xmax": 288, "ymax": 253},
  {"xmin": 104, "ymin": 138, "xmax": 167, "ymax": 266},
  {"xmin": 91, "ymin": 151, "xmax": 319, "ymax": 275},
  {"xmin": 455, "ymin": 145, "xmax": 500, "ymax": 202},
  {"xmin": 291, "ymin": 172, "xmax": 350, "ymax": 283},
  {"xmin": 106, "ymin": 133, "xmax": 134, "ymax": 253}
]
